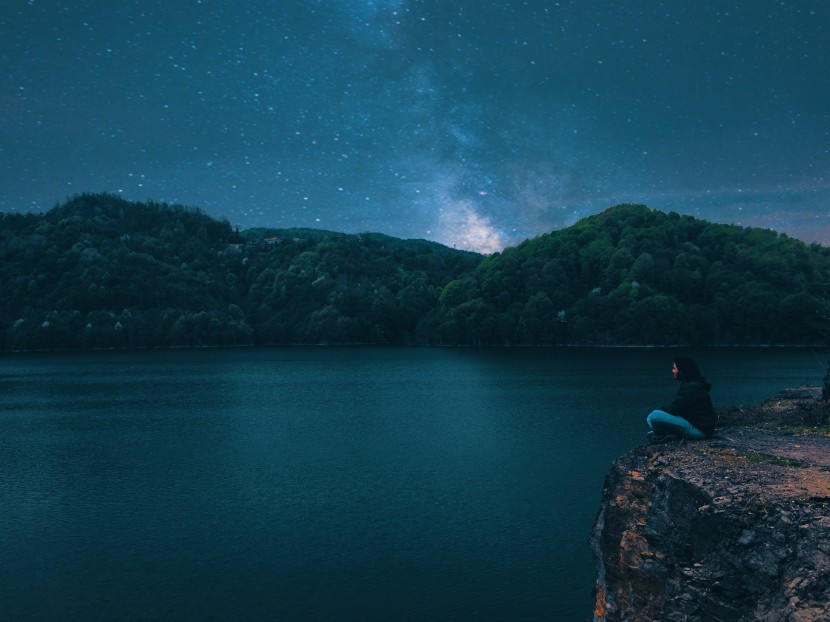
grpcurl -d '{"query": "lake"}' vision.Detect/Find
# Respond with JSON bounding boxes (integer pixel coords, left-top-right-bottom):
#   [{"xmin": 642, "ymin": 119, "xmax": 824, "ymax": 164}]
[{"xmin": 0, "ymin": 347, "xmax": 825, "ymax": 621}]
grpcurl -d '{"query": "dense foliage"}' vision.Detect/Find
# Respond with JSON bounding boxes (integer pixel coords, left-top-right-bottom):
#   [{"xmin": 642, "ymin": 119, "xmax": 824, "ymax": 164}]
[
  {"xmin": 1, "ymin": 195, "xmax": 828, "ymax": 350},
  {"xmin": 0, "ymin": 193, "xmax": 478, "ymax": 350},
  {"xmin": 431, "ymin": 203, "xmax": 830, "ymax": 346}
]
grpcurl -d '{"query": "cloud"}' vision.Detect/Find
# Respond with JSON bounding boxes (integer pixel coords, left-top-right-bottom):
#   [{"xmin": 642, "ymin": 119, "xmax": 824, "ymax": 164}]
[
  {"xmin": 437, "ymin": 200, "xmax": 504, "ymax": 254},
  {"xmin": 391, "ymin": 157, "xmax": 503, "ymax": 253},
  {"xmin": 426, "ymin": 171, "xmax": 504, "ymax": 253}
]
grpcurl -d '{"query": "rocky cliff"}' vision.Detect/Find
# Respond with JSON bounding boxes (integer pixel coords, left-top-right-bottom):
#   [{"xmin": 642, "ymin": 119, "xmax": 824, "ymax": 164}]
[{"xmin": 591, "ymin": 388, "xmax": 830, "ymax": 622}]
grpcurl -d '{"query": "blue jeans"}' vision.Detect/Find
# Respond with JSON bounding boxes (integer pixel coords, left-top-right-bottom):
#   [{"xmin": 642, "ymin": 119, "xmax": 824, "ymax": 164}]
[{"xmin": 646, "ymin": 409, "xmax": 707, "ymax": 440}]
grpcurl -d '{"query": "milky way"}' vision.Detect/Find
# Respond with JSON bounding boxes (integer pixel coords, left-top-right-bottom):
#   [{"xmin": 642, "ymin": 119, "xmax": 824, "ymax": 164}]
[{"xmin": 2, "ymin": 1, "xmax": 828, "ymax": 251}]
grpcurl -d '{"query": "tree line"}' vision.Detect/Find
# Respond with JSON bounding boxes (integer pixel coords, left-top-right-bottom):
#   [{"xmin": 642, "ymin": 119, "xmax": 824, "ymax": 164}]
[
  {"xmin": 1, "ymin": 194, "xmax": 828, "ymax": 351},
  {"xmin": 432, "ymin": 203, "xmax": 830, "ymax": 346}
]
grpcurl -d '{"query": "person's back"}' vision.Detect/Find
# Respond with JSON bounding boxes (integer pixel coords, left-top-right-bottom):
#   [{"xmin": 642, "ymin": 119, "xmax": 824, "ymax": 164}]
[
  {"xmin": 646, "ymin": 356, "xmax": 716, "ymax": 441},
  {"xmin": 667, "ymin": 376, "xmax": 716, "ymax": 436}
]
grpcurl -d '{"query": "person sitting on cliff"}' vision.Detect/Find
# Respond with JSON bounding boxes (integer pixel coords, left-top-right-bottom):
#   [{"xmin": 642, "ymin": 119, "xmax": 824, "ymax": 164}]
[{"xmin": 646, "ymin": 356, "xmax": 717, "ymax": 442}]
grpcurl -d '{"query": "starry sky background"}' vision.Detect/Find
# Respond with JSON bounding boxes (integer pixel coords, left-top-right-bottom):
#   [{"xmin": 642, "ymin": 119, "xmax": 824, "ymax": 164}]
[{"xmin": 2, "ymin": 0, "xmax": 828, "ymax": 253}]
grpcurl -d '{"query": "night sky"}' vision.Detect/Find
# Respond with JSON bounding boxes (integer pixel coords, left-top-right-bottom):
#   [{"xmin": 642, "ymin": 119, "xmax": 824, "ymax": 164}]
[{"xmin": 2, "ymin": 1, "xmax": 828, "ymax": 253}]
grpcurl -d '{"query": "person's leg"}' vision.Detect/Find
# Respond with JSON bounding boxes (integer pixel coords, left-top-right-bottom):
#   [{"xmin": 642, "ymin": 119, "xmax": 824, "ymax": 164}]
[{"xmin": 646, "ymin": 409, "xmax": 707, "ymax": 440}]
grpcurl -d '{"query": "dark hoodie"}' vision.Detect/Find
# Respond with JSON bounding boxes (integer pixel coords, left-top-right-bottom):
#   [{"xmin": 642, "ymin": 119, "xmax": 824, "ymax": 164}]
[{"xmin": 664, "ymin": 356, "xmax": 717, "ymax": 436}]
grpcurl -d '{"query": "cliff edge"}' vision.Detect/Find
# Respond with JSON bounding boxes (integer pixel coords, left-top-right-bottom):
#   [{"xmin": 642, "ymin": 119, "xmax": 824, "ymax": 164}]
[{"xmin": 591, "ymin": 387, "xmax": 830, "ymax": 622}]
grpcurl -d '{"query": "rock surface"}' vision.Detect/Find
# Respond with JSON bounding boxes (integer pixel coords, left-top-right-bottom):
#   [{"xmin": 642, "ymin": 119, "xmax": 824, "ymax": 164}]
[{"xmin": 591, "ymin": 388, "xmax": 830, "ymax": 622}]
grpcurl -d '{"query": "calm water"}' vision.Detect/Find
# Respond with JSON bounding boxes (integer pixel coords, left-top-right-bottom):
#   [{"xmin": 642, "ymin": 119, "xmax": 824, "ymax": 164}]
[{"xmin": 0, "ymin": 347, "xmax": 825, "ymax": 621}]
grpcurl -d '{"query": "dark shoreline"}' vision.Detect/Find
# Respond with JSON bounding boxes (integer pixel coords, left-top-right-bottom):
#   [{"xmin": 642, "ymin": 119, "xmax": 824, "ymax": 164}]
[{"xmin": 3, "ymin": 342, "xmax": 828, "ymax": 355}]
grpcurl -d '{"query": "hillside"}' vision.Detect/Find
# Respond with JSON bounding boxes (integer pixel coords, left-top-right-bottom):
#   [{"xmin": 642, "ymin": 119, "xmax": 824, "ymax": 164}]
[
  {"xmin": 0, "ymin": 193, "xmax": 479, "ymax": 350},
  {"xmin": 1, "ymin": 195, "xmax": 828, "ymax": 350},
  {"xmin": 432, "ymin": 203, "xmax": 830, "ymax": 345}
]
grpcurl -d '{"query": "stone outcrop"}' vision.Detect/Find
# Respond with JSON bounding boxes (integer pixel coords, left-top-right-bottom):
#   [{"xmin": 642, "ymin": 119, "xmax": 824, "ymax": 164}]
[{"xmin": 592, "ymin": 388, "xmax": 830, "ymax": 622}]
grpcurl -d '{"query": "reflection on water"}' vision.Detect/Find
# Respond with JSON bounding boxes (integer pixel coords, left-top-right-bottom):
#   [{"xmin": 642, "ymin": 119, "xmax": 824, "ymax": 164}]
[{"xmin": 0, "ymin": 347, "xmax": 824, "ymax": 620}]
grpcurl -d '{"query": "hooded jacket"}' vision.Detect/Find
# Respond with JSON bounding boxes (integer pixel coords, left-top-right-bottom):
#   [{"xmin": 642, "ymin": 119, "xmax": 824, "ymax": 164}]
[{"xmin": 664, "ymin": 377, "xmax": 717, "ymax": 436}]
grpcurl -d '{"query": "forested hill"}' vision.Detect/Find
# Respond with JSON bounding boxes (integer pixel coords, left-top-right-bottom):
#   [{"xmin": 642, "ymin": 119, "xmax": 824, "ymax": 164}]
[
  {"xmin": 0, "ymin": 193, "xmax": 480, "ymax": 350},
  {"xmin": 1, "ymin": 194, "xmax": 828, "ymax": 351},
  {"xmin": 432, "ymin": 203, "xmax": 830, "ymax": 346}
]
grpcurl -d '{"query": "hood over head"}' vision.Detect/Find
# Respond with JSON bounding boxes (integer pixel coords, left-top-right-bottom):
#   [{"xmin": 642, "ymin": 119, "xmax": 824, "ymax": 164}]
[{"xmin": 675, "ymin": 356, "xmax": 704, "ymax": 382}]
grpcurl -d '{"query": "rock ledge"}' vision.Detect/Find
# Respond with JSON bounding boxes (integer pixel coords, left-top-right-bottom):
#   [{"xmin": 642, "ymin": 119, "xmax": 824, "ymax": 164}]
[{"xmin": 592, "ymin": 388, "xmax": 830, "ymax": 622}]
